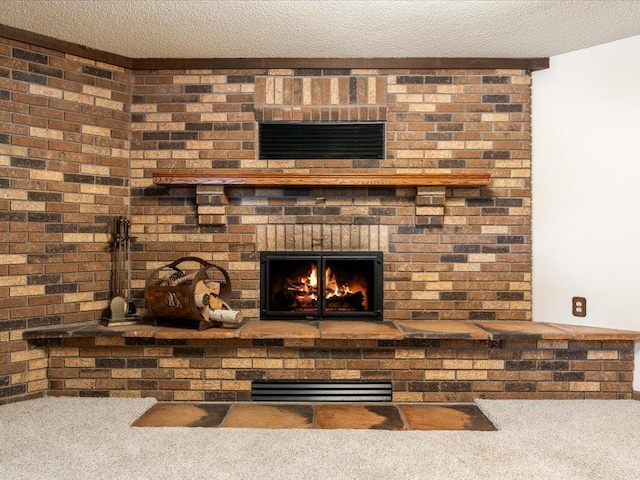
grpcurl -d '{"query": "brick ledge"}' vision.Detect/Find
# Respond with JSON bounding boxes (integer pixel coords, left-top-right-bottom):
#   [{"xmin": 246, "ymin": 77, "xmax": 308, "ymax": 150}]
[{"xmin": 22, "ymin": 320, "xmax": 640, "ymax": 342}]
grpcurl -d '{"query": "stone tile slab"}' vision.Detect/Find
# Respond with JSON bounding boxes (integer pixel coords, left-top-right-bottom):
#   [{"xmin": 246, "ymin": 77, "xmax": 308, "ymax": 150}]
[
  {"xmin": 472, "ymin": 321, "xmax": 572, "ymax": 340},
  {"xmin": 395, "ymin": 321, "xmax": 490, "ymax": 340},
  {"xmin": 153, "ymin": 326, "xmax": 239, "ymax": 339},
  {"xmin": 21, "ymin": 323, "xmax": 90, "ymax": 339},
  {"xmin": 546, "ymin": 323, "xmax": 640, "ymax": 341},
  {"xmin": 131, "ymin": 403, "xmax": 230, "ymax": 427},
  {"xmin": 315, "ymin": 404, "xmax": 406, "ymax": 430},
  {"xmin": 240, "ymin": 320, "xmax": 320, "ymax": 339},
  {"xmin": 400, "ymin": 404, "xmax": 496, "ymax": 431},
  {"xmin": 106, "ymin": 324, "xmax": 161, "ymax": 337},
  {"xmin": 71, "ymin": 324, "xmax": 132, "ymax": 337},
  {"xmin": 222, "ymin": 404, "xmax": 314, "ymax": 429},
  {"xmin": 320, "ymin": 320, "xmax": 403, "ymax": 339}
]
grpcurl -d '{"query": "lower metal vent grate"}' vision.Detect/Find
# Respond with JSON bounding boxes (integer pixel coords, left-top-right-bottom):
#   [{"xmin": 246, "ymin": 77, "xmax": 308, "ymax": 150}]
[{"xmin": 251, "ymin": 381, "xmax": 392, "ymax": 402}]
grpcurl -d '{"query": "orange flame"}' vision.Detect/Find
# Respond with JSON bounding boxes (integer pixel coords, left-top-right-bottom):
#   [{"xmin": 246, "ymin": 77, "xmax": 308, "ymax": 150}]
[{"xmin": 285, "ymin": 262, "xmax": 369, "ymax": 311}]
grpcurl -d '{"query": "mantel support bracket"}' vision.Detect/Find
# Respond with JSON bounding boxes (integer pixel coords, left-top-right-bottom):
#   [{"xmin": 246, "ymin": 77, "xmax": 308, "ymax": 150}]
[
  {"xmin": 415, "ymin": 186, "xmax": 446, "ymax": 227},
  {"xmin": 196, "ymin": 185, "xmax": 228, "ymax": 225}
]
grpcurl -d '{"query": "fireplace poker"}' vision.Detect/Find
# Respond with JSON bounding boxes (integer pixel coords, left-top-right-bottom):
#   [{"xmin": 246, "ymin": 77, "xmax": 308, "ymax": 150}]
[
  {"xmin": 118, "ymin": 217, "xmax": 124, "ymax": 298},
  {"xmin": 124, "ymin": 218, "xmax": 136, "ymax": 315},
  {"xmin": 113, "ymin": 216, "xmax": 122, "ymax": 297}
]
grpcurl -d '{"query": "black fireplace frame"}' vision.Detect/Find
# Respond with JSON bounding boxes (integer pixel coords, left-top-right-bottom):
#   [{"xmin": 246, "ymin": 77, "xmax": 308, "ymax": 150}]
[{"xmin": 260, "ymin": 251, "xmax": 383, "ymax": 320}]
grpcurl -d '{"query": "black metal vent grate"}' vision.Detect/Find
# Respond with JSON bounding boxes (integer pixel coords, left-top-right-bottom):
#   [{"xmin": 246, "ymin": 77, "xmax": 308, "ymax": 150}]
[
  {"xmin": 259, "ymin": 122, "xmax": 385, "ymax": 159},
  {"xmin": 251, "ymin": 381, "xmax": 392, "ymax": 402}
]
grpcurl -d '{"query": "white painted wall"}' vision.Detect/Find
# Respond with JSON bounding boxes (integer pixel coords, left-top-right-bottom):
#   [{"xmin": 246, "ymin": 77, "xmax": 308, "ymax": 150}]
[{"xmin": 532, "ymin": 35, "xmax": 640, "ymax": 390}]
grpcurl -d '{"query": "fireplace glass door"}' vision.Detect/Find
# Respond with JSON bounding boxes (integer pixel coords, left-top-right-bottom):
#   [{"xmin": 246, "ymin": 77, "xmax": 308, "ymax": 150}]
[{"xmin": 260, "ymin": 251, "xmax": 383, "ymax": 320}]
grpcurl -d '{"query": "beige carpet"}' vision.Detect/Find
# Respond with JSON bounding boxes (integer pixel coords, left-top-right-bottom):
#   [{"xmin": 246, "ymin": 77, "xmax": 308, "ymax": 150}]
[{"xmin": 1, "ymin": 397, "xmax": 639, "ymax": 479}]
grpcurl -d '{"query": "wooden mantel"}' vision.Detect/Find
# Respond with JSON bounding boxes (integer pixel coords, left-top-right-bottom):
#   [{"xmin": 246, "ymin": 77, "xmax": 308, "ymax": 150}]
[
  {"xmin": 152, "ymin": 171, "xmax": 491, "ymax": 188},
  {"xmin": 151, "ymin": 170, "xmax": 491, "ymax": 227}
]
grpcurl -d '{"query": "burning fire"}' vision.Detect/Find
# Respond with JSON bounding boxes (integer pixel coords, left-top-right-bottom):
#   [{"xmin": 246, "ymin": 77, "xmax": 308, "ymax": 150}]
[
  {"xmin": 324, "ymin": 267, "xmax": 351, "ymax": 297},
  {"xmin": 299, "ymin": 264, "xmax": 318, "ymax": 301},
  {"xmin": 285, "ymin": 263, "xmax": 369, "ymax": 311}
]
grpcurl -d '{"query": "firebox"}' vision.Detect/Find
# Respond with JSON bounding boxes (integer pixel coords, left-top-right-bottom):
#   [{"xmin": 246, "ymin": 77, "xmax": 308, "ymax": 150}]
[{"xmin": 260, "ymin": 251, "xmax": 383, "ymax": 320}]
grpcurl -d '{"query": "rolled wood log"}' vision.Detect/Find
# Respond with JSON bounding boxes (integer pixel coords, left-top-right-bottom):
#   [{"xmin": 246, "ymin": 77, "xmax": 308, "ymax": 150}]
[
  {"xmin": 209, "ymin": 308, "xmax": 243, "ymax": 324},
  {"xmin": 203, "ymin": 279, "xmax": 221, "ymax": 295},
  {"xmin": 194, "ymin": 293, "xmax": 210, "ymax": 308},
  {"xmin": 209, "ymin": 295, "xmax": 224, "ymax": 310}
]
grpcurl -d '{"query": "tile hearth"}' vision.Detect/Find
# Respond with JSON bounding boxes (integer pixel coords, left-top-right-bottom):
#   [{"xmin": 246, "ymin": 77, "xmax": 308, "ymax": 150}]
[{"xmin": 132, "ymin": 402, "xmax": 497, "ymax": 431}]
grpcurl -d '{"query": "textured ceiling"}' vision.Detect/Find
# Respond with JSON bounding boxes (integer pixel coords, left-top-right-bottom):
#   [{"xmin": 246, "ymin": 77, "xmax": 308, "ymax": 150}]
[{"xmin": 1, "ymin": 0, "xmax": 640, "ymax": 59}]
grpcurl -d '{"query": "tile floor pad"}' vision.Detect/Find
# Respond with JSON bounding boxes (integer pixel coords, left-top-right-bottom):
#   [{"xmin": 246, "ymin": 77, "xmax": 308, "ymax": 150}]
[
  {"xmin": 401, "ymin": 404, "xmax": 496, "ymax": 431},
  {"xmin": 315, "ymin": 404, "xmax": 406, "ymax": 430},
  {"xmin": 222, "ymin": 404, "xmax": 314, "ymax": 429},
  {"xmin": 131, "ymin": 403, "xmax": 230, "ymax": 427},
  {"xmin": 132, "ymin": 403, "xmax": 496, "ymax": 431}
]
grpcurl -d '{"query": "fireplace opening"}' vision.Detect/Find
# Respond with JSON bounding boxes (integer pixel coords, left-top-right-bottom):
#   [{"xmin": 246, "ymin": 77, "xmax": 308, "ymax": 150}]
[{"xmin": 260, "ymin": 251, "xmax": 383, "ymax": 320}]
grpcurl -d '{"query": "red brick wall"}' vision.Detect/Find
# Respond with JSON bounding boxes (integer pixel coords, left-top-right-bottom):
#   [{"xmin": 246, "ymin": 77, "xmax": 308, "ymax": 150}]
[
  {"xmin": 131, "ymin": 68, "xmax": 531, "ymax": 322},
  {"xmin": 0, "ymin": 37, "xmax": 131, "ymax": 403},
  {"xmin": 44, "ymin": 337, "xmax": 634, "ymax": 401}
]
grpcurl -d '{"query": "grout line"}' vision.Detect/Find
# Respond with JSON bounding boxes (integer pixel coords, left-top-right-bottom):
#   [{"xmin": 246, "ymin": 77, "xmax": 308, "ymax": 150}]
[
  {"xmin": 219, "ymin": 403, "xmax": 234, "ymax": 428},
  {"xmin": 311, "ymin": 404, "xmax": 317, "ymax": 429},
  {"xmin": 395, "ymin": 403, "xmax": 411, "ymax": 431}
]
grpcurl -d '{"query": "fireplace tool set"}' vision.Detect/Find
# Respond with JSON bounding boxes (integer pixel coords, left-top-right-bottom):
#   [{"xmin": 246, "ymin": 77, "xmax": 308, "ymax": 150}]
[{"xmin": 108, "ymin": 216, "xmax": 136, "ymax": 325}]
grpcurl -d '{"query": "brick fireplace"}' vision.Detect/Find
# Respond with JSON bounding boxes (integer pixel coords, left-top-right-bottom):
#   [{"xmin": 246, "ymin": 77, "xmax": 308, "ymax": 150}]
[
  {"xmin": 132, "ymin": 67, "xmax": 532, "ymax": 324},
  {"xmin": 2, "ymin": 31, "xmax": 639, "ymax": 405}
]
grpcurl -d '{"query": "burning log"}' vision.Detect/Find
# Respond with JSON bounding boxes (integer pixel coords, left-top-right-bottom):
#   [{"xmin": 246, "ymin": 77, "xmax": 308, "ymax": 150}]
[
  {"xmin": 287, "ymin": 279, "xmax": 305, "ymax": 288},
  {"xmin": 274, "ymin": 290, "xmax": 317, "ymax": 311},
  {"xmin": 326, "ymin": 291, "xmax": 366, "ymax": 311}
]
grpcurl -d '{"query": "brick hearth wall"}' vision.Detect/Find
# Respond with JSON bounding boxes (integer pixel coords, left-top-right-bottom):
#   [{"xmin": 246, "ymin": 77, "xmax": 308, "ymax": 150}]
[
  {"xmin": 0, "ymin": 38, "xmax": 131, "ymax": 403},
  {"xmin": 1, "ymin": 34, "xmax": 533, "ymax": 404},
  {"xmin": 43, "ymin": 338, "xmax": 634, "ymax": 401}
]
